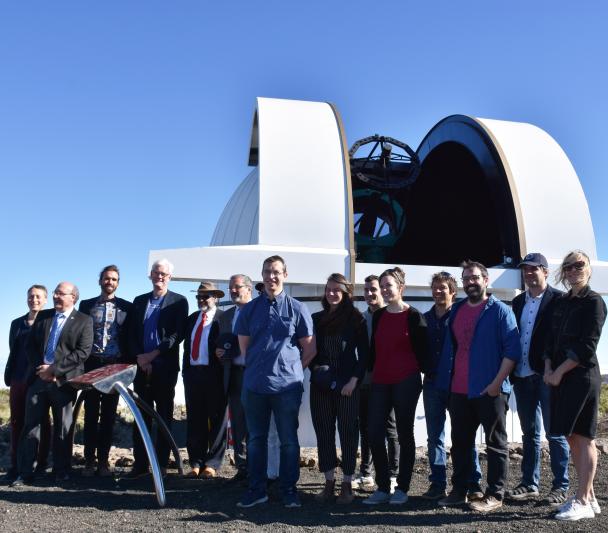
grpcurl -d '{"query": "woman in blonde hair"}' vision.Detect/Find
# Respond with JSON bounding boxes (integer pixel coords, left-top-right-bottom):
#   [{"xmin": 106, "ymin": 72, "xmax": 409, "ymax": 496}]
[
  {"xmin": 362, "ymin": 267, "xmax": 429, "ymax": 506},
  {"xmin": 544, "ymin": 251, "xmax": 606, "ymax": 521},
  {"xmin": 310, "ymin": 273, "xmax": 369, "ymax": 504}
]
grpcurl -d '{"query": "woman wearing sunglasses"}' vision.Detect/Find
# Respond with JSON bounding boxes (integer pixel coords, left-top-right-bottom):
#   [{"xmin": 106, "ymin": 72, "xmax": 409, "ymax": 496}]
[{"xmin": 544, "ymin": 251, "xmax": 607, "ymax": 521}]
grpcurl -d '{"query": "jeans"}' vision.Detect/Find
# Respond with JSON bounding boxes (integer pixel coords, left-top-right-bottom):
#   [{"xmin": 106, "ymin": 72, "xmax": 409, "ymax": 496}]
[
  {"xmin": 369, "ymin": 373, "xmax": 422, "ymax": 493},
  {"xmin": 242, "ymin": 384, "xmax": 303, "ymax": 496},
  {"xmin": 423, "ymin": 380, "xmax": 481, "ymax": 489},
  {"xmin": 512, "ymin": 374, "xmax": 569, "ymax": 490},
  {"xmin": 449, "ymin": 393, "xmax": 509, "ymax": 499}
]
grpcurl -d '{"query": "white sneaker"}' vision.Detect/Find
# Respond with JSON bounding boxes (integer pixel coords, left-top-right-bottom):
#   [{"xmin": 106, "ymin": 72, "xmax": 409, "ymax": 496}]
[
  {"xmin": 362, "ymin": 490, "xmax": 391, "ymax": 505},
  {"xmin": 557, "ymin": 496, "xmax": 574, "ymax": 512},
  {"xmin": 390, "ymin": 476, "xmax": 398, "ymax": 492},
  {"xmin": 590, "ymin": 496, "xmax": 601, "ymax": 515},
  {"xmin": 389, "ymin": 489, "xmax": 408, "ymax": 505},
  {"xmin": 352, "ymin": 475, "xmax": 375, "ymax": 489},
  {"xmin": 555, "ymin": 498, "xmax": 595, "ymax": 521}
]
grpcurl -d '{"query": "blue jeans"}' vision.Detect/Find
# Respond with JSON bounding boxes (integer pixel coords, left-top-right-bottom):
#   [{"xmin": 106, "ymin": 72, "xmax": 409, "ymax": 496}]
[
  {"xmin": 423, "ymin": 380, "xmax": 482, "ymax": 489},
  {"xmin": 512, "ymin": 374, "xmax": 569, "ymax": 490},
  {"xmin": 242, "ymin": 385, "xmax": 303, "ymax": 496}
]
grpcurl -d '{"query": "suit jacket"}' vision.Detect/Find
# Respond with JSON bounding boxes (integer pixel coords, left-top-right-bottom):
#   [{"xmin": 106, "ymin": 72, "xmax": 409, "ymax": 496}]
[
  {"xmin": 182, "ymin": 308, "xmax": 224, "ymax": 372},
  {"xmin": 128, "ymin": 290, "xmax": 189, "ymax": 374},
  {"xmin": 512, "ymin": 284, "xmax": 563, "ymax": 374},
  {"xmin": 27, "ymin": 308, "xmax": 94, "ymax": 386},
  {"xmin": 4, "ymin": 313, "xmax": 28, "ymax": 386},
  {"xmin": 78, "ymin": 296, "xmax": 133, "ymax": 361}
]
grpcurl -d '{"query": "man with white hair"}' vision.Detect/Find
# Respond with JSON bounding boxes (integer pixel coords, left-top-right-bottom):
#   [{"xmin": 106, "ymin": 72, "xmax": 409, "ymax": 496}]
[{"xmin": 127, "ymin": 258, "xmax": 188, "ymax": 477}]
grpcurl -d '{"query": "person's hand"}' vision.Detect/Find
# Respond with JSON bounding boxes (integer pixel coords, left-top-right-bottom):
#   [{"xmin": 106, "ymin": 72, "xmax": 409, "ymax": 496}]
[
  {"xmin": 141, "ymin": 362, "xmax": 153, "ymax": 375},
  {"xmin": 543, "ymin": 369, "xmax": 554, "ymax": 385},
  {"xmin": 544, "ymin": 370, "xmax": 562, "ymax": 387},
  {"xmin": 137, "ymin": 353, "xmax": 151, "ymax": 368},
  {"xmin": 36, "ymin": 364, "xmax": 55, "ymax": 382},
  {"xmin": 341, "ymin": 377, "xmax": 358, "ymax": 397},
  {"xmin": 215, "ymin": 348, "xmax": 225, "ymax": 361},
  {"xmin": 481, "ymin": 380, "xmax": 501, "ymax": 397}
]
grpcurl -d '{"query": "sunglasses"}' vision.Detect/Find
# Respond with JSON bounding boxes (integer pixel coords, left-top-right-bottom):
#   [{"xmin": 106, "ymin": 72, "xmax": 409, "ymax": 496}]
[
  {"xmin": 564, "ymin": 261, "xmax": 586, "ymax": 272},
  {"xmin": 196, "ymin": 294, "xmax": 213, "ymax": 300}
]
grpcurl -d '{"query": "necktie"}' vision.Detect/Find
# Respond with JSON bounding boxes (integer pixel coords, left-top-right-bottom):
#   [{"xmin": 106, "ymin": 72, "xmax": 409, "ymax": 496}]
[
  {"xmin": 191, "ymin": 312, "xmax": 207, "ymax": 361},
  {"xmin": 44, "ymin": 313, "xmax": 65, "ymax": 364}
]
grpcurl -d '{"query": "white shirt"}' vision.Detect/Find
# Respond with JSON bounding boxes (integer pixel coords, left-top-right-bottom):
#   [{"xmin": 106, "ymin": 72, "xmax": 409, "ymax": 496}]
[
  {"xmin": 515, "ymin": 290, "xmax": 545, "ymax": 378},
  {"xmin": 189, "ymin": 307, "xmax": 217, "ymax": 366}
]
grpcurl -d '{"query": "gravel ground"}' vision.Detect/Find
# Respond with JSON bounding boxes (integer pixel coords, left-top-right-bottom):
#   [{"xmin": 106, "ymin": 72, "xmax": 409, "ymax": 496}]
[{"xmin": 1, "ymin": 445, "xmax": 607, "ymax": 532}]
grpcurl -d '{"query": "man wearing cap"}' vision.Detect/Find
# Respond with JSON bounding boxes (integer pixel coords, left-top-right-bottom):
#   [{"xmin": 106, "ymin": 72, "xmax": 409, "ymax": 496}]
[
  {"xmin": 183, "ymin": 280, "xmax": 226, "ymax": 478},
  {"xmin": 127, "ymin": 258, "xmax": 188, "ymax": 477},
  {"xmin": 216, "ymin": 274, "xmax": 253, "ymax": 482},
  {"xmin": 506, "ymin": 253, "xmax": 569, "ymax": 505}
]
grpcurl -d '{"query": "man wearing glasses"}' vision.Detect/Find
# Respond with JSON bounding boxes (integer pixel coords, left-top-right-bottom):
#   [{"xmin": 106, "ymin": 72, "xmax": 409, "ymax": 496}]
[
  {"xmin": 183, "ymin": 281, "xmax": 226, "ymax": 479},
  {"xmin": 436, "ymin": 261, "xmax": 521, "ymax": 512},
  {"xmin": 127, "ymin": 258, "xmax": 188, "ymax": 478},
  {"xmin": 235, "ymin": 255, "xmax": 316, "ymax": 508},
  {"xmin": 11, "ymin": 282, "xmax": 93, "ymax": 487}
]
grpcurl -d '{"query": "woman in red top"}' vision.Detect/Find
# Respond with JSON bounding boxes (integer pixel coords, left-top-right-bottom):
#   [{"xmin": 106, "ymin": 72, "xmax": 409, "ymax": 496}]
[{"xmin": 362, "ymin": 267, "xmax": 429, "ymax": 505}]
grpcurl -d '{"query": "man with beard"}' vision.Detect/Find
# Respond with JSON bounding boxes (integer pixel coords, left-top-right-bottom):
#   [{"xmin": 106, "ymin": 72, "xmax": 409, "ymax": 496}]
[
  {"xmin": 352, "ymin": 274, "xmax": 399, "ymax": 492},
  {"xmin": 436, "ymin": 261, "xmax": 521, "ymax": 512},
  {"xmin": 422, "ymin": 272, "xmax": 482, "ymax": 501},
  {"xmin": 183, "ymin": 281, "xmax": 226, "ymax": 478},
  {"xmin": 79, "ymin": 265, "xmax": 132, "ymax": 477},
  {"xmin": 216, "ymin": 274, "xmax": 253, "ymax": 482}
]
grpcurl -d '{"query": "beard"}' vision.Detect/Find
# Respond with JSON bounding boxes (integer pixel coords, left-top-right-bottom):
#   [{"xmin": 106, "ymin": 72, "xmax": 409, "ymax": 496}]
[{"xmin": 465, "ymin": 284, "xmax": 484, "ymax": 303}]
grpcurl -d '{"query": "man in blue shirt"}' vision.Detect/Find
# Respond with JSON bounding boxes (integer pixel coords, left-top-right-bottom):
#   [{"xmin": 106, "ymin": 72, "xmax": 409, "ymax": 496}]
[{"xmin": 236, "ymin": 255, "xmax": 316, "ymax": 508}]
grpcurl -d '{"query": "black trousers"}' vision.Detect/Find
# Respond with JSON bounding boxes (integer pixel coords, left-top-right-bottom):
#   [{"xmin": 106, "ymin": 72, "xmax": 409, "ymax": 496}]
[
  {"xmin": 448, "ymin": 392, "xmax": 509, "ymax": 498},
  {"xmin": 18, "ymin": 378, "xmax": 76, "ymax": 476},
  {"xmin": 310, "ymin": 384, "xmax": 359, "ymax": 476},
  {"xmin": 183, "ymin": 365, "xmax": 228, "ymax": 470},
  {"xmin": 368, "ymin": 372, "xmax": 422, "ymax": 493},
  {"xmin": 83, "ymin": 358, "xmax": 120, "ymax": 464},
  {"xmin": 228, "ymin": 365, "xmax": 247, "ymax": 471},
  {"xmin": 132, "ymin": 369, "xmax": 178, "ymax": 469},
  {"xmin": 359, "ymin": 384, "xmax": 399, "ymax": 477}
]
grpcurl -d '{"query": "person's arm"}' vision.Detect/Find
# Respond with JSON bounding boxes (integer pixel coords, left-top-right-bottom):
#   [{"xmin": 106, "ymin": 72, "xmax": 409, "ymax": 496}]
[
  {"xmin": 544, "ymin": 358, "xmax": 578, "ymax": 386},
  {"xmin": 298, "ymin": 335, "xmax": 316, "ymax": 369},
  {"xmin": 481, "ymin": 357, "xmax": 516, "ymax": 397},
  {"xmin": 238, "ymin": 335, "xmax": 250, "ymax": 359}
]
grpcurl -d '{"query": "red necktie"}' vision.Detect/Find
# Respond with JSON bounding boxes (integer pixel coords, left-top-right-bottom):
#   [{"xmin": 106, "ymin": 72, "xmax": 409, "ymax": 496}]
[{"xmin": 191, "ymin": 312, "xmax": 207, "ymax": 361}]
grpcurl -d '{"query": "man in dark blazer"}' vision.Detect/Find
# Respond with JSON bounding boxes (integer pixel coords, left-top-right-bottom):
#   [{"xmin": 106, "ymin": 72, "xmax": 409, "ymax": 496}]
[
  {"xmin": 506, "ymin": 252, "xmax": 569, "ymax": 506},
  {"xmin": 127, "ymin": 258, "xmax": 188, "ymax": 477},
  {"xmin": 216, "ymin": 273, "xmax": 254, "ymax": 481},
  {"xmin": 183, "ymin": 281, "xmax": 226, "ymax": 478},
  {"xmin": 12, "ymin": 281, "xmax": 93, "ymax": 486},
  {"xmin": 79, "ymin": 264, "xmax": 132, "ymax": 476}
]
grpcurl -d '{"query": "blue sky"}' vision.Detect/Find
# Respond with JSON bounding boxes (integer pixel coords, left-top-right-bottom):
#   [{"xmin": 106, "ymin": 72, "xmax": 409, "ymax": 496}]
[{"xmin": 1, "ymin": 1, "xmax": 607, "ymax": 371}]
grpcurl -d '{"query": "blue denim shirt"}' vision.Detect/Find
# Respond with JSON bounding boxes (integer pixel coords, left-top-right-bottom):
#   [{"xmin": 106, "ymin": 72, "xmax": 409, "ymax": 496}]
[
  {"xmin": 435, "ymin": 295, "xmax": 521, "ymax": 398},
  {"xmin": 423, "ymin": 305, "xmax": 451, "ymax": 382},
  {"xmin": 236, "ymin": 290, "xmax": 314, "ymax": 394}
]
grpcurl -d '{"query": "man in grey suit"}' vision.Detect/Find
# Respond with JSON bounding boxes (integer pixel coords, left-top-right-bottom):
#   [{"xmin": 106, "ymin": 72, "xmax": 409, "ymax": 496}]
[
  {"xmin": 12, "ymin": 281, "xmax": 93, "ymax": 486},
  {"xmin": 216, "ymin": 274, "xmax": 253, "ymax": 482}
]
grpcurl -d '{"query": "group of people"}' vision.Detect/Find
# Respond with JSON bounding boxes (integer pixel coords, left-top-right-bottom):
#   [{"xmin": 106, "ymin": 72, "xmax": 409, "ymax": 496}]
[{"xmin": 3, "ymin": 251, "xmax": 606, "ymax": 522}]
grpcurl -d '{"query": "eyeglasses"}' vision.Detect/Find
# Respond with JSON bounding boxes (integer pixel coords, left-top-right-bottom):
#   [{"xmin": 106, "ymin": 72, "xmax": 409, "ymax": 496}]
[
  {"xmin": 196, "ymin": 294, "xmax": 213, "ymax": 300},
  {"xmin": 230, "ymin": 284, "xmax": 248, "ymax": 290},
  {"xmin": 262, "ymin": 269, "xmax": 284, "ymax": 277},
  {"xmin": 151, "ymin": 270, "xmax": 170, "ymax": 279},
  {"xmin": 54, "ymin": 291, "xmax": 73, "ymax": 297},
  {"xmin": 564, "ymin": 261, "xmax": 586, "ymax": 272},
  {"xmin": 462, "ymin": 275, "xmax": 483, "ymax": 283}
]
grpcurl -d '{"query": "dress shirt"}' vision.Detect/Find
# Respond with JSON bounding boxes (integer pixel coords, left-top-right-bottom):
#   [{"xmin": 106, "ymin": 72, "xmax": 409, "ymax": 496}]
[
  {"xmin": 515, "ymin": 290, "xmax": 545, "ymax": 378},
  {"xmin": 190, "ymin": 307, "xmax": 216, "ymax": 366},
  {"xmin": 43, "ymin": 308, "xmax": 73, "ymax": 364}
]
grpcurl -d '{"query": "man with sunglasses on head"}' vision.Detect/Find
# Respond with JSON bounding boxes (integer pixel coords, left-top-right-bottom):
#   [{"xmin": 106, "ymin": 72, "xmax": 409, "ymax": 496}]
[
  {"xmin": 421, "ymin": 272, "xmax": 482, "ymax": 501},
  {"xmin": 127, "ymin": 258, "xmax": 188, "ymax": 478},
  {"xmin": 506, "ymin": 253, "xmax": 569, "ymax": 506},
  {"xmin": 436, "ymin": 261, "xmax": 521, "ymax": 512}
]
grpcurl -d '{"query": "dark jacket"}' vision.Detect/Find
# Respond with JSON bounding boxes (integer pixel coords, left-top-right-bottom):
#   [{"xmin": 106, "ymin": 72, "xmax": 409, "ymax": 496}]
[
  {"xmin": 128, "ymin": 290, "xmax": 188, "ymax": 373},
  {"xmin": 512, "ymin": 285, "xmax": 563, "ymax": 374},
  {"xmin": 182, "ymin": 308, "xmax": 224, "ymax": 372},
  {"xmin": 368, "ymin": 306, "xmax": 430, "ymax": 375},
  {"xmin": 544, "ymin": 285, "xmax": 607, "ymax": 370},
  {"xmin": 4, "ymin": 313, "xmax": 28, "ymax": 386},
  {"xmin": 78, "ymin": 296, "xmax": 133, "ymax": 363},
  {"xmin": 310, "ymin": 308, "xmax": 369, "ymax": 386},
  {"xmin": 27, "ymin": 308, "xmax": 94, "ymax": 386}
]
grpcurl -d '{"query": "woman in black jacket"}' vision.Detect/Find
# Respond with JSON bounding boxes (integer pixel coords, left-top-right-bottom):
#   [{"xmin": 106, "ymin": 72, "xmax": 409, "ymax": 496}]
[
  {"xmin": 310, "ymin": 273, "xmax": 369, "ymax": 504},
  {"xmin": 544, "ymin": 250, "xmax": 606, "ymax": 521},
  {"xmin": 363, "ymin": 266, "xmax": 429, "ymax": 506}
]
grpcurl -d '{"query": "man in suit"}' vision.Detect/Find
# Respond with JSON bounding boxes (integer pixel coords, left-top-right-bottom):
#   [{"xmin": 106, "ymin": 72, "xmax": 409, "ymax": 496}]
[
  {"xmin": 216, "ymin": 273, "xmax": 253, "ymax": 482},
  {"xmin": 183, "ymin": 281, "xmax": 226, "ymax": 478},
  {"xmin": 506, "ymin": 252, "xmax": 570, "ymax": 505},
  {"xmin": 11, "ymin": 281, "xmax": 93, "ymax": 486},
  {"xmin": 79, "ymin": 265, "xmax": 132, "ymax": 477},
  {"xmin": 4, "ymin": 285, "xmax": 51, "ymax": 482},
  {"xmin": 127, "ymin": 258, "xmax": 188, "ymax": 477}
]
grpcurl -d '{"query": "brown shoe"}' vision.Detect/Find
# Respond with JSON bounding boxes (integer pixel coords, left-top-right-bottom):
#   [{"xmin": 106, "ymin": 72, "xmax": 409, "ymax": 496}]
[
  {"xmin": 187, "ymin": 467, "xmax": 201, "ymax": 478},
  {"xmin": 315, "ymin": 479, "xmax": 336, "ymax": 502},
  {"xmin": 201, "ymin": 466, "xmax": 217, "ymax": 479},
  {"xmin": 469, "ymin": 495, "xmax": 503, "ymax": 513},
  {"xmin": 337, "ymin": 481, "xmax": 354, "ymax": 504}
]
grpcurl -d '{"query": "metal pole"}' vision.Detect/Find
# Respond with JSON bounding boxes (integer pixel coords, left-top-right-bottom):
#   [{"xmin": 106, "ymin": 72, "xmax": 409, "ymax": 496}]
[{"xmin": 113, "ymin": 381, "xmax": 166, "ymax": 507}]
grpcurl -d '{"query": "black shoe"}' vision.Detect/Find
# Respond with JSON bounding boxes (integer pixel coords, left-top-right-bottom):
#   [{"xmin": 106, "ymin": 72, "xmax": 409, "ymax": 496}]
[
  {"xmin": 421, "ymin": 484, "xmax": 447, "ymax": 500},
  {"xmin": 124, "ymin": 466, "xmax": 150, "ymax": 480},
  {"xmin": 542, "ymin": 488, "xmax": 568, "ymax": 507},
  {"xmin": 438, "ymin": 490, "xmax": 467, "ymax": 506},
  {"xmin": 34, "ymin": 463, "xmax": 48, "ymax": 475},
  {"xmin": 54, "ymin": 473, "xmax": 70, "ymax": 483},
  {"xmin": 10, "ymin": 475, "xmax": 33, "ymax": 488},
  {"xmin": 506, "ymin": 484, "xmax": 539, "ymax": 501},
  {"xmin": 467, "ymin": 484, "xmax": 485, "ymax": 502},
  {"xmin": 230, "ymin": 469, "xmax": 248, "ymax": 483},
  {"xmin": 3, "ymin": 468, "xmax": 18, "ymax": 483}
]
